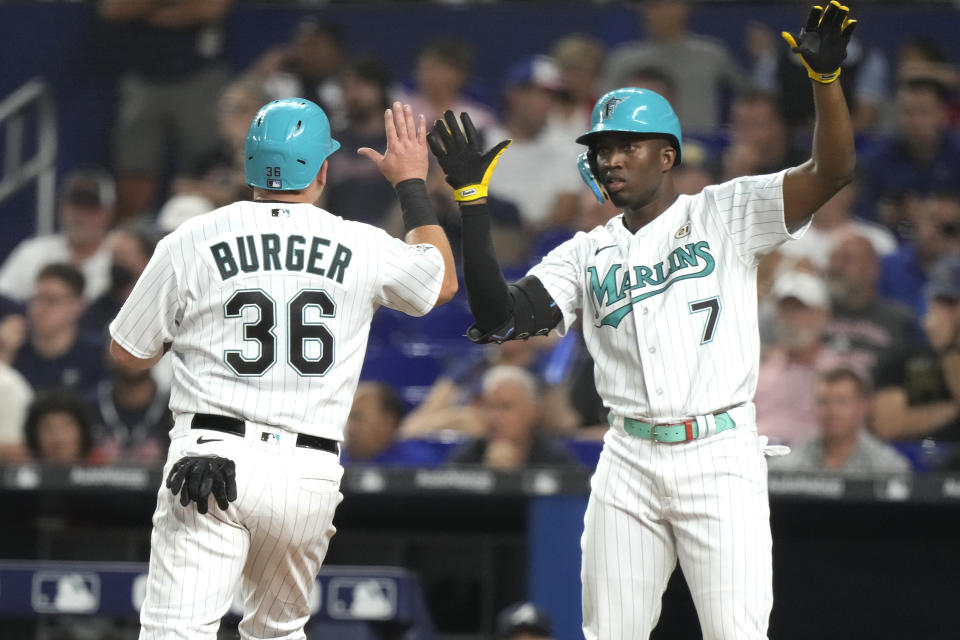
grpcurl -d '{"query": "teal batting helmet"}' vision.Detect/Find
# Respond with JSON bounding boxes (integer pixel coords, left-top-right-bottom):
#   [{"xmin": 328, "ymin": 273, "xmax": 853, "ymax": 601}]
[
  {"xmin": 576, "ymin": 88, "xmax": 682, "ymax": 202},
  {"xmin": 244, "ymin": 98, "xmax": 340, "ymax": 191}
]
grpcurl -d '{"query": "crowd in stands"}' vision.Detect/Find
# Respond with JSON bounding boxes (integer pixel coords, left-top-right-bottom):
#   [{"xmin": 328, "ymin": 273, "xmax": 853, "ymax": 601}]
[{"xmin": 1, "ymin": 0, "xmax": 959, "ymax": 475}]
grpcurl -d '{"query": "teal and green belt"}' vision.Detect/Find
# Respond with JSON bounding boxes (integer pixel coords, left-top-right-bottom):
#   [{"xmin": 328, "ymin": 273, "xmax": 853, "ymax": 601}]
[{"xmin": 612, "ymin": 412, "xmax": 736, "ymax": 443}]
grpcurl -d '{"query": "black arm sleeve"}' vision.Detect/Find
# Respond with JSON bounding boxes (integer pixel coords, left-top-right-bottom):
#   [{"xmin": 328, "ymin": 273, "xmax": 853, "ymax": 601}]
[{"xmin": 460, "ymin": 203, "xmax": 562, "ymax": 343}]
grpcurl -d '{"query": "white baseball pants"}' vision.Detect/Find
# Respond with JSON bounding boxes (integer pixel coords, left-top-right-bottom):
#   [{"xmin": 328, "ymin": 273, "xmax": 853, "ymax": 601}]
[
  {"xmin": 139, "ymin": 418, "xmax": 343, "ymax": 640},
  {"xmin": 582, "ymin": 416, "xmax": 772, "ymax": 640}
]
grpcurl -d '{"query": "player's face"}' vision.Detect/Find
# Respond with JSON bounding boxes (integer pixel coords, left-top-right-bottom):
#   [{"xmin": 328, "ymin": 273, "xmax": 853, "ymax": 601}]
[
  {"xmin": 593, "ymin": 133, "xmax": 672, "ymax": 209},
  {"xmin": 815, "ymin": 380, "xmax": 869, "ymax": 441}
]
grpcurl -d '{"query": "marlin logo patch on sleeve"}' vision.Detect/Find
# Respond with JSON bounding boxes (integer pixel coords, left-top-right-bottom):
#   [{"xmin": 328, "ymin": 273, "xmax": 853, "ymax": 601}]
[{"xmin": 587, "ymin": 241, "xmax": 716, "ymax": 327}]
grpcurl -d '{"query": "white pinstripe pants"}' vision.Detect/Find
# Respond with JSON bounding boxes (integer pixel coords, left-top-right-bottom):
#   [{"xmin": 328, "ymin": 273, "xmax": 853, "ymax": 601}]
[
  {"xmin": 139, "ymin": 425, "xmax": 343, "ymax": 640},
  {"xmin": 581, "ymin": 421, "xmax": 772, "ymax": 640}
]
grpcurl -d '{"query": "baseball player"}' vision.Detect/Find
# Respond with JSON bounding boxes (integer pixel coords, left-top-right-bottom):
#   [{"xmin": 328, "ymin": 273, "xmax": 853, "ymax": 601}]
[
  {"xmin": 427, "ymin": 3, "xmax": 856, "ymax": 638},
  {"xmin": 109, "ymin": 98, "xmax": 457, "ymax": 639}
]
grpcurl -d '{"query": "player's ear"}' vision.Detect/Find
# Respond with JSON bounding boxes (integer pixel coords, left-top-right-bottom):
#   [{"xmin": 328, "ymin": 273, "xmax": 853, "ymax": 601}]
[
  {"xmin": 316, "ymin": 160, "xmax": 329, "ymax": 188},
  {"xmin": 661, "ymin": 144, "xmax": 676, "ymax": 173}
]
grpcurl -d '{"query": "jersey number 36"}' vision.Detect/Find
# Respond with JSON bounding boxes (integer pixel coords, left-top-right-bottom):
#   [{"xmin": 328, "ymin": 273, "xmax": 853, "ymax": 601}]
[{"xmin": 223, "ymin": 288, "xmax": 335, "ymax": 377}]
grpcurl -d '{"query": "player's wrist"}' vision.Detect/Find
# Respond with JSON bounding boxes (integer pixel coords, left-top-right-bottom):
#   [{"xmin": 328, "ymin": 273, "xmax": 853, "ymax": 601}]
[
  {"xmin": 808, "ymin": 68, "xmax": 841, "ymax": 84},
  {"xmin": 396, "ymin": 178, "xmax": 439, "ymax": 231},
  {"xmin": 458, "ymin": 200, "xmax": 489, "ymax": 216},
  {"xmin": 453, "ymin": 183, "xmax": 487, "ymax": 202}
]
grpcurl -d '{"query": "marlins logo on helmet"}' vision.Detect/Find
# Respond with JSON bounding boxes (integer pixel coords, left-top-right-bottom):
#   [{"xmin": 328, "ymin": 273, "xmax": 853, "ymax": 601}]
[{"xmin": 601, "ymin": 96, "xmax": 626, "ymax": 120}]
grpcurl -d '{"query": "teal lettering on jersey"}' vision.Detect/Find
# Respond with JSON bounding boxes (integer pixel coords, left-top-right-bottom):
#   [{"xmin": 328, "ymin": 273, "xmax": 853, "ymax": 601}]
[
  {"xmin": 589, "ymin": 241, "xmax": 716, "ymax": 327},
  {"xmin": 209, "ymin": 235, "xmax": 352, "ymax": 284},
  {"xmin": 587, "ymin": 263, "xmax": 625, "ymax": 308}
]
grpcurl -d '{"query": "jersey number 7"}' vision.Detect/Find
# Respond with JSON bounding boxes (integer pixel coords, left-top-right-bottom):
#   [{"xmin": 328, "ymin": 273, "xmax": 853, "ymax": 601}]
[
  {"xmin": 689, "ymin": 296, "xmax": 721, "ymax": 345},
  {"xmin": 223, "ymin": 288, "xmax": 335, "ymax": 377}
]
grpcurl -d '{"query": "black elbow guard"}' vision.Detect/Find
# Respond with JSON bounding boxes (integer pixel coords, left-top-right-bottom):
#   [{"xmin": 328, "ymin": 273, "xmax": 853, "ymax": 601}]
[{"xmin": 466, "ymin": 276, "xmax": 561, "ymax": 344}]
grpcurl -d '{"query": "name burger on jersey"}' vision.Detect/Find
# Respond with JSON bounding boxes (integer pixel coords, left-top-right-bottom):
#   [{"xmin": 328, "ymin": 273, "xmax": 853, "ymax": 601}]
[
  {"xmin": 588, "ymin": 241, "xmax": 715, "ymax": 328},
  {"xmin": 209, "ymin": 234, "xmax": 352, "ymax": 283}
]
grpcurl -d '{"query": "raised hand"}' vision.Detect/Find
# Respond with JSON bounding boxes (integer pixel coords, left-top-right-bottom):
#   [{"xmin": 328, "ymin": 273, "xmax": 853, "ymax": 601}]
[
  {"xmin": 781, "ymin": 1, "xmax": 857, "ymax": 84},
  {"xmin": 357, "ymin": 102, "xmax": 429, "ymax": 186},
  {"xmin": 427, "ymin": 110, "xmax": 511, "ymax": 203}
]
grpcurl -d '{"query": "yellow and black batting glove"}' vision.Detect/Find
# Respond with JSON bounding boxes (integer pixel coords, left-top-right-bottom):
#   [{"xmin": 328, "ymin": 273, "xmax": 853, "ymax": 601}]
[
  {"xmin": 427, "ymin": 110, "xmax": 511, "ymax": 203},
  {"xmin": 782, "ymin": 1, "xmax": 858, "ymax": 84}
]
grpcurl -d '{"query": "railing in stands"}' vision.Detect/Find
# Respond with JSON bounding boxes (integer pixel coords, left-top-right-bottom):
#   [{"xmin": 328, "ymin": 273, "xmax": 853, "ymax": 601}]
[{"xmin": 0, "ymin": 78, "xmax": 57, "ymax": 237}]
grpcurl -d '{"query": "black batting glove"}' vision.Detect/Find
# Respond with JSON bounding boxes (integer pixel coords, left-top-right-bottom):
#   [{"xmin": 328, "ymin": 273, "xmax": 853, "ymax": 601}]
[
  {"xmin": 426, "ymin": 110, "xmax": 511, "ymax": 203},
  {"xmin": 166, "ymin": 455, "xmax": 238, "ymax": 515},
  {"xmin": 782, "ymin": 1, "xmax": 858, "ymax": 84}
]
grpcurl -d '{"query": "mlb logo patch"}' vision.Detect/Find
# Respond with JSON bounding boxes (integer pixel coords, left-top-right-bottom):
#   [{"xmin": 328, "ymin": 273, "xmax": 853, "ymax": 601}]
[
  {"xmin": 260, "ymin": 432, "xmax": 281, "ymax": 445},
  {"xmin": 267, "ymin": 179, "xmax": 282, "ymax": 189}
]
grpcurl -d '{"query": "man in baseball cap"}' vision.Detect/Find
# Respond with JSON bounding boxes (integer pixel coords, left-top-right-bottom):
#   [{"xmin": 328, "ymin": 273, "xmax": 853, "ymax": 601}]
[
  {"xmin": 496, "ymin": 601, "xmax": 554, "ymax": 640},
  {"xmin": 486, "ymin": 55, "xmax": 582, "ymax": 230}
]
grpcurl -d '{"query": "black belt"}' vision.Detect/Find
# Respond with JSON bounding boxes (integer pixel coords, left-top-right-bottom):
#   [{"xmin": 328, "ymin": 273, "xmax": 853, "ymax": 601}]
[{"xmin": 190, "ymin": 413, "xmax": 339, "ymax": 455}]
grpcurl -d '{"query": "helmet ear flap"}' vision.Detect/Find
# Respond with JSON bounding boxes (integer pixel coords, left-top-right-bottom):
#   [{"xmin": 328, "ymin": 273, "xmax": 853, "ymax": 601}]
[{"xmin": 577, "ymin": 150, "xmax": 608, "ymax": 204}]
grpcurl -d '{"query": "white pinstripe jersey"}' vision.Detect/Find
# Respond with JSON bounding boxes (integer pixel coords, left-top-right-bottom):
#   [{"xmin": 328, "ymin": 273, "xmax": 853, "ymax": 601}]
[
  {"xmin": 528, "ymin": 170, "xmax": 803, "ymax": 423},
  {"xmin": 109, "ymin": 201, "xmax": 444, "ymax": 441}
]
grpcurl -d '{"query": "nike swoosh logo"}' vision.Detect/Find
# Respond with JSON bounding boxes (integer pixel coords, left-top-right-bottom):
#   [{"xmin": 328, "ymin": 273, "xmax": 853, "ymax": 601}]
[
  {"xmin": 196, "ymin": 437, "xmax": 223, "ymax": 445},
  {"xmin": 594, "ymin": 245, "xmax": 616, "ymax": 256}
]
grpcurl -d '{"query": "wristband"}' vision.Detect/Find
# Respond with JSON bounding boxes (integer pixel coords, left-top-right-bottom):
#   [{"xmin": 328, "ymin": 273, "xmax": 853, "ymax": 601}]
[
  {"xmin": 810, "ymin": 68, "xmax": 841, "ymax": 84},
  {"xmin": 454, "ymin": 184, "xmax": 488, "ymax": 202},
  {"xmin": 396, "ymin": 179, "xmax": 439, "ymax": 231}
]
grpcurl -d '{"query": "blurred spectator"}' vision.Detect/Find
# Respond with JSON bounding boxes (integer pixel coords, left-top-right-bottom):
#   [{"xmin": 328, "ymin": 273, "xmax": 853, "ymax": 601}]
[
  {"xmin": 721, "ymin": 89, "xmax": 806, "ymax": 181},
  {"xmin": 0, "ymin": 363, "xmax": 32, "ymax": 462},
  {"xmin": 403, "ymin": 39, "xmax": 498, "ymax": 136},
  {"xmin": 770, "ymin": 368, "xmax": 910, "ymax": 474},
  {"xmin": 99, "ymin": 0, "xmax": 233, "ymax": 221},
  {"xmin": 671, "ymin": 139, "xmax": 720, "ymax": 196},
  {"xmin": 446, "ymin": 365, "xmax": 579, "ymax": 470},
  {"xmin": 857, "ymin": 79, "xmax": 960, "ymax": 225},
  {"xmin": 12, "ymin": 265, "xmax": 107, "ymax": 393},
  {"xmin": 24, "ymin": 389, "xmax": 97, "ymax": 465},
  {"xmin": 823, "ymin": 234, "xmax": 916, "ymax": 382},
  {"xmin": 323, "ymin": 57, "xmax": 400, "ymax": 226},
  {"xmin": 401, "ymin": 335, "xmax": 576, "ymax": 439},
  {"xmin": 250, "ymin": 17, "xmax": 347, "ymax": 127},
  {"xmin": 894, "ymin": 37, "xmax": 959, "ymax": 126},
  {"xmin": 777, "ymin": 183, "xmax": 896, "ymax": 272},
  {"xmin": 878, "ymin": 191, "xmax": 960, "ymax": 319},
  {"xmin": 746, "ymin": 19, "xmax": 888, "ymax": 133},
  {"xmin": 487, "ymin": 56, "xmax": 583, "ymax": 231},
  {"xmin": 88, "ymin": 353, "xmax": 171, "ymax": 466},
  {"xmin": 341, "ymin": 382, "xmax": 444, "ymax": 466},
  {"xmin": 620, "ymin": 65, "xmax": 676, "ymax": 105},
  {"xmin": 873, "ymin": 256, "xmax": 960, "ymax": 442},
  {"xmin": 157, "ymin": 194, "xmax": 216, "ymax": 235},
  {"xmin": 548, "ymin": 34, "xmax": 606, "ymax": 143},
  {"xmin": 756, "ymin": 271, "xmax": 846, "ymax": 445},
  {"xmin": 342, "ymin": 382, "xmax": 404, "ymax": 463},
  {"xmin": 0, "ymin": 306, "xmax": 26, "ymax": 365},
  {"xmin": 81, "ymin": 226, "xmax": 157, "ymax": 335},
  {"xmin": 166, "ymin": 76, "xmax": 269, "ymax": 213},
  {"xmin": 603, "ymin": 0, "xmax": 748, "ymax": 132},
  {"xmin": 496, "ymin": 601, "xmax": 554, "ymax": 640},
  {"xmin": 0, "ymin": 169, "xmax": 115, "ymax": 303}
]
